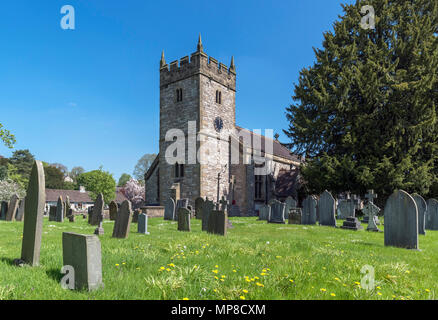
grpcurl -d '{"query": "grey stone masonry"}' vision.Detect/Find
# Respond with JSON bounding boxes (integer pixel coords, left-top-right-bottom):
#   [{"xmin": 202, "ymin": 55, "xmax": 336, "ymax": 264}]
[
  {"xmin": 20, "ymin": 161, "xmax": 45, "ymax": 266},
  {"xmin": 62, "ymin": 232, "xmax": 103, "ymax": 291},
  {"xmin": 384, "ymin": 190, "xmax": 419, "ymax": 250}
]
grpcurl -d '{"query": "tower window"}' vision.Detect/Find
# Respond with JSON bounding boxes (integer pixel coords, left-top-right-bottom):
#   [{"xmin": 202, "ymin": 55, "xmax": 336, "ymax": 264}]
[
  {"xmin": 176, "ymin": 88, "xmax": 183, "ymax": 102},
  {"xmin": 175, "ymin": 163, "xmax": 185, "ymax": 178},
  {"xmin": 255, "ymin": 175, "xmax": 263, "ymax": 200},
  {"xmin": 215, "ymin": 90, "xmax": 222, "ymax": 104}
]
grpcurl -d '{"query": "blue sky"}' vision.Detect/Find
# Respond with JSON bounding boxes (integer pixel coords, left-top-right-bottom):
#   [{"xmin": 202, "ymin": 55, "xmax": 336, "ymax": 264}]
[{"xmin": 0, "ymin": 0, "xmax": 354, "ymax": 181}]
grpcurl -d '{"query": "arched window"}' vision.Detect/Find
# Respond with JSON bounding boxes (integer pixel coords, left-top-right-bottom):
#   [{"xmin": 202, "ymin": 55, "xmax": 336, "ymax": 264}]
[
  {"xmin": 175, "ymin": 163, "xmax": 184, "ymax": 178},
  {"xmin": 216, "ymin": 90, "xmax": 222, "ymax": 104},
  {"xmin": 176, "ymin": 88, "xmax": 183, "ymax": 102}
]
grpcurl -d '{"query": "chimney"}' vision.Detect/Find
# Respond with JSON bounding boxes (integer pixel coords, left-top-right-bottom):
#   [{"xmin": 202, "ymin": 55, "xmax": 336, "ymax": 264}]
[{"xmin": 79, "ymin": 186, "xmax": 86, "ymax": 193}]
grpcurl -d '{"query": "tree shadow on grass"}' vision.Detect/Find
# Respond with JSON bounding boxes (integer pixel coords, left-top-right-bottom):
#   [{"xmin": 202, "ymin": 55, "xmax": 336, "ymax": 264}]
[{"xmin": 0, "ymin": 257, "xmax": 17, "ymax": 266}]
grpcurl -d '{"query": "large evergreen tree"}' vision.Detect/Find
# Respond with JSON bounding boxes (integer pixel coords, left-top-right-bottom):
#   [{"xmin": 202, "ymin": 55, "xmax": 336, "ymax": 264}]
[{"xmin": 284, "ymin": 0, "xmax": 438, "ymax": 198}]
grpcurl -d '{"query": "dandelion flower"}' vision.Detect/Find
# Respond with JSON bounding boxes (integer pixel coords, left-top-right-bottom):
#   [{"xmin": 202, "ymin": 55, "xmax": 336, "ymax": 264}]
[
  {"xmin": 331, "ymin": 293, "xmax": 336, "ymax": 297},
  {"xmin": 320, "ymin": 288, "xmax": 326, "ymax": 292},
  {"xmin": 243, "ymin": 289, "xmax": 248, "ymax": 293},
  {"xmin": 183, "ymin": 298, "xmax": 189, "ymax": 300},
  {"xmin": 240, "ymin": 296, "xmax": 246, "ymax": 300}
]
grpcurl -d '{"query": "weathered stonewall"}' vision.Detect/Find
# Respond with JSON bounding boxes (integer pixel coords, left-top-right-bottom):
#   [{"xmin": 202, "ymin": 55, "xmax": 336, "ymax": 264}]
[
  {"xmin": 0, "ymin": 201, "xmax": 8, "ymax": 220},
  {"xmin": 56, "ymin": 196, "xmax": 64, "ymax": 222},
  {"xmin": 412, "ymin": 194, "xmax": 427, "ymax": 235},
  {"xmin": 164, "ymin": 198, "xmax": 176, "ymax": 220},
  {"xmin": 258, "ymin": 204, "xmax": 270, "ymax": 221},
  {"xmin": 384, "ymin": 190, "xmax": 419, "ymax": 250},
  {"xmin": 138, "ymin": 213, "xmax": 150, "ymax": 235},
  {"xmin": 112, "ymin": 200, "xmax": 132, "ymax": 239},
  {"xmin": 202, "ymin": 199, "xmax": 214, "ymax": 231},
  {"xmin": 6, "ymin": 194, "xmax": 19, "ymax": 221},
  {"xmin": 90, "ymin": 193, "xmax": 104, "ymax": 226},
  {"xmin": 15, "ymin": 198, "xmax": 26, "ymax": 222},
  {"xmin": 177, "ymin": 207, "xmax": 191, "ymax": 232},
  {"xmin": 194, "ymin": 197, "xmax": 204, "ymax": 220},
  {"xmin": 268, "ymin": 200, "xmax": 286, "ymax": 224},
  {"xmin": 49, "ymin": 206, "xmax": 57, "ymax": 221},
  {"xmin": 426, "ymin": 199, "xmax": 438, "ymax": 230},
  {"xmin": 109, "ymin": 201, "xmax": 118, "ymax": 221},
  {"xmin": 302, "ymin": 196, "xmax": 317, "ymax": 225},
  {"xmin": 318, "ymin": 191, "xmax": 337, "ymax": 227},
  {"xmin": 288, "ymin": 208, "xmax": 302, "ymax": 224},
  {"xmin": 20, "ymin": 160, "xmax": 45, "ymax": 266},
  {"xmin": 62, "ymin": 232, "xmax": 103, "ymax": 291}
]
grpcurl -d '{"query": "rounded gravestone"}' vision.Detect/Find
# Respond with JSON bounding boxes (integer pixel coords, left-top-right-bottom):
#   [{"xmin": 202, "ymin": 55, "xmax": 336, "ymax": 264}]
[
  {"xmin": 318, "ymin": 191, "xmax": 336, "ymax": 227},
  {"xmin": 425, "ymin": 199, "xmax": 438, "ymax": 230},
  {"xmin": 302, "ymin": 195, "xmax": 317, "ymax": 225},
  {"xmin": 412, "ymin": 194, "xmax": 427, "ymax": 235},
  {"xmin": 384, "ymin": 190, "xmax": 418, "ymax": 250}
]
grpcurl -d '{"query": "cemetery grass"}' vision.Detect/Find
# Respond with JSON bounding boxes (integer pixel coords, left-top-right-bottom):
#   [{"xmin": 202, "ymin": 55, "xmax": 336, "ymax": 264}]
[{"xmin": 0, "ymin": 217, "xmax": 437, "ymax": 300}]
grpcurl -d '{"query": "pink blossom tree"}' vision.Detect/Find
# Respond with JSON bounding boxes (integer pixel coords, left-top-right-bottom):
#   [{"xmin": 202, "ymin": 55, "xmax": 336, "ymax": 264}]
[{"xmin": 121, "ymin": 178, "xmax": 145, "ymax": 209}]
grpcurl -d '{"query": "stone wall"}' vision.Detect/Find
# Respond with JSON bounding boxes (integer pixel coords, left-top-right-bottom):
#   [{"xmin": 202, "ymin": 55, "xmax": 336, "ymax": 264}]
[{"xmin": 145, "ymin": 163, "xmax": 159, "ymax": 204}]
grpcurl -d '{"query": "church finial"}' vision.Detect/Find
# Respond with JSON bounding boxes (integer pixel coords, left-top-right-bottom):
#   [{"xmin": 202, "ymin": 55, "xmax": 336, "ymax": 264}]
[
  {"xmin": 160, "ymin": 50, "xmax": 166, "ymax": 68},
  {"xmin": 197, "ymin": 34, "xmax": 203, "ymax": 52},
  {"xmin": 229, "ymin": 56, "xmax": 236, "ymax": 73}
]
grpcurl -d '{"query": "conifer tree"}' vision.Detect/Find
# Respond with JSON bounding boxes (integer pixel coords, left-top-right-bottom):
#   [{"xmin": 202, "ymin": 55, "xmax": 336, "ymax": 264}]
[{"xmin": 284, "ymin": 0, "xmax": 438, "ymax": 198}]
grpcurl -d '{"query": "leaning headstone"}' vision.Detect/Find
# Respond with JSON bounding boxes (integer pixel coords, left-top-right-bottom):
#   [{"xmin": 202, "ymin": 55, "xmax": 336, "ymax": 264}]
[
  {"xmin": 15, "ymin": 198, "xmax": 26, "ymax": 222},
  {"xmin": 49, "ymin": 206, "xmax": 57, "ymax": 221},
  {"xmin": 285, "ymin": 196, "xmax": 297, "ymax": 217},
  {"xmin": 112, "ymin": 200, "xmax": 132, "ymax": 238},
  {"xmin": 177, "ymin": 207, "xmax": 191, "ymax": 232},
  {"xmin": 175, "ymin": 199, "xmax": 189, "ymax": 221},
  {"xmin": 412, "ymin": 194, "xmax": 427, "ymax": 235},
  {"xmin": 268, "ymin": 200, "xmax": 286, "ymax": 224},
  {"xmin": 202, "ymin": 199, "xmax": 214, "ymax": 231},
  {"xmin": 62, "ymin": 232, "xmax": 103, "ymax": 291},
  {"xmin": 362, "ymin": 202, "xmax": 382, "ymax": 232},
  {"xmin": 164, "ymin": 198, "xmax": 176, "ymax": 221},
  {"xmin": 258, "ymin": 204, "xmax": 270, "ymax": 221},
  {"xmin": 384, "ymin": 190, "xmax": 419, "ymax": 250},
  {"xmin": 20, "ymin": 160, "xmax": 45, "ymax": 266},
  {"xmin": 318, "ymin": 191, "xmax": 337, "ymax": 227},
  {"xmin": 0, "ymin": 201, "xmax": 8, "ymax": 220},
  {"xmin": 6, "ymin": 194, "xmax": 19, "ymax": 221},
  {"xmin": 90, "ymin": 194, "xmax": 104, "ymax": 226},
  {"xmin": 288, "ymin": 208, "xmax": 302, "ymax": 224},
  {"xmin": 426, "ymin": 199, "xmax": 438, "ymax": 230},
  {"xmin": 138, "ymin": 213, "xmax": 150, "ymax": 235},
  {"xmin": 194, "ymin": 197, "xmax": 205, "ymax": 220},
  {"xmin": 55, "ymin": 196, "xmax": 64, "ymax": 222},
  {"xmin": 109, "ymin": 201, "xmax": 118, "ymax": 221},
  {"xmin": 302, "ymin": 196, "xmax": 317, "ymax": 225}
]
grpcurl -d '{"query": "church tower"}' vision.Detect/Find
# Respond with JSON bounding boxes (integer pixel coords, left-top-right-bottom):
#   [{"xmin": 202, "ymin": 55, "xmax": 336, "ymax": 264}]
[{"xmin": 158, "ymin": 35, "xmax": 236, "ymax": 206}]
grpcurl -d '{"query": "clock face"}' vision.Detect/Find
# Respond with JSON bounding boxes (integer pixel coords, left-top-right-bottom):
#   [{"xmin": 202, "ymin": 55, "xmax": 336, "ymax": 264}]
[{"xmin": 214, "ymin": 117, "xmax": 224, "ymax": 132}]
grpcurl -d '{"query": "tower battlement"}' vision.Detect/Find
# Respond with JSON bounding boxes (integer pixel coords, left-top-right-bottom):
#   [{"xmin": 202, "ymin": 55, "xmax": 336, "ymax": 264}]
[{"xmin": 160, "ymin": 36, "xmax": 236, "ymax": 91}]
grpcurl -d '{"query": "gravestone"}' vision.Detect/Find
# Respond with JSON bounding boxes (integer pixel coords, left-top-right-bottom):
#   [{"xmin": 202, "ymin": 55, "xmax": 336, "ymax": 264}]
[
  {"xmin": 426, "ymin": 199, "xmax": 438, "ymax": 230},
  {"xmin": 175, "ymin": 199, "xmax": 189, "ymax": 221},
  {"xmin": 194, "ymin": 197, "xmax": 204, "ymax": 220},
  {"xmin": 284, "ymin": 196, "xmax": 297, "ymax": 218},
  {"xmin": 87, "ymin": 206, "xmax": 93, "ymax": 224},
  {"xmin": 362, "ymin": 202, "xmax": 382, "ymax": 232},
  {"xmin": 177, "ymin": 207, "xmax": 191, "ymax": 232},
  {"xmin": 258, "ymin": 204, "xmax": 270, "ymax": 221},
  {"xmin": 138, "ymin": 213, "xmax": 150, "ymax": 235},
  {"xmin": 15, "ymin": 198, "xmax": 25, "ymax": 222},
  {"xmin": 55, "ymin": 196, "xmax": 64, "ymax": 222},
  {"xmin": 64, "ymin": 196, "xmax": 71, "ymax": 219},
  {"xmin": 68, "ymin": 211, "xmax": 75, "ymax": 223},
  {"xmin": 20, "ymin": 160, "xmax": 45, "ymax": 266},
  {"xmin": 94, "ymin": 221, "xmax": 104, "ymax": 236},
  {"xmin": 6, "ymin": 194, "xmax": 19, "ymax": 221},
  {"xmin": 62, "ymin": 232, "xmax": 103, "ymax": 291},
  {"xmin": 90, "ymin": 193, "xmax": 104, "ymax": 226},
  {"xmin": 49, "ymin": 206, "xmax": 57, "ymax": 221},
  {"xmin": 384, "ymin": 190, "xmax": 419, "ymax": 250},
  {"xmin": 318, "ymin": 191, "xmax": 337, "ymax": 227},
  {"xmin": 268, "ymin": 200, "xmax": 286, "ymax": 224},
  {"xmin": 109, "ymin": 201, "xmax": 118, "ymax": 221},
  {"xmin": 340, "ymin": 217, "xmax": 363, "ymax": 231},
  {"xmin": 362, "ymin": 190, "xmax": 377, "ymax": 224},
  {"xmin": 0, "ymin": 201, "xmax": 8, "ymax": 220},
  {"xmin": 337, "ymin": 199, "xmax": 355, "ymax": 219},
  {"xmin": 112, "ymin": 200, "xmax": 133, "ymax": 239},
  {"xmin": 207, "ymin": 210, "xmax": 227, "ymax": 236},
  {"xmin": 202, "ymin": 199, "xmax": 214, "ymax": 231},
  {"xmin": 229, "ymin": 204, "xmax": 241, "ymax": 217},
  {"xmin": 288, "ymin": 208, "xmax": 302, "ymax": 224},
  {"xmin": 302, "ymin": 195, "xmax": 317, "ymax": 225},
  {"xmin": 132, "ymin": 209, "xmax": 140, "ymax": 223},
  {"xmin": 412, "ymin": 194, "xmax": 427, "ymax": 235},
  {"xmin": 164, "ymin": 198, "xmax": 176, "ymax": 221}
]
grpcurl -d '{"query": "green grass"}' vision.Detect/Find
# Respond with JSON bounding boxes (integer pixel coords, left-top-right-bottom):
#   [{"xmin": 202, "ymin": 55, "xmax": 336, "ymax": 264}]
[{"xmin": 0, "ymin": 216, "xmax": 436, "ymax": 300}]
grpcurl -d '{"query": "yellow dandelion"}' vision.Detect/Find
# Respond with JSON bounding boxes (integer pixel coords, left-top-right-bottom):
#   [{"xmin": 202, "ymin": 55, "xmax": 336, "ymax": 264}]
[
  {"xmin": 240, "ymin": 296, "xmax": 246, "ymax": 300},
  {"xmin": 215, "ymin": 265, "xmax": 219, "ymax": 268},
  {"xmin": 221, "ymin": 275, "xmax": 226, "ymax": 278},
  {"xmin": 183, "ymin": 297, "xmax": 189, "ymax": 300},
  {"xmin": 330, "ymin": 293, "xmax": 336, "ymax": 297},
  {"xmin": 260, "ymin": 273, "xmax": 267, "ymax": 276},
  {"xmin": 212, "ymin": 270, "xmax": 218, "ymax": 274},
  {"xmin": 377, "ymin": 292, "xmax": 382, "ymax": 296},
  {"xmin": 256, "ymin": 282, "xmax": 264, "ymax": 287},
  {"xmin": 115, "ymin": 264, "xmax": 120, "ymax": 267},
  {"xmin": 426, "ymin": 289, "xmax": 431, "ymax": 293},
  {"xmin": 242, "ymin": 289, "xmax": 248, "ymax": 293},
  {"xmin": 376, "ymin": 286, "xmax": 381, "ymax": 289},
  {"xmin": 334, "ymin": 277, "xmax": 340, "ymax": 281},
  {"xmin": 320, "ymin": 288, "xmax": 327, "ymax": 292},
  {"xmin": 289, "ymin": 279, "xmax": 294, "ymax": 283},
  {"xmin": 220, "ymin": 279, "xmax": 225, "ymax": 282},
  {"xmin": 166, "ymin": 268, "xmax": 171, "ymax": 272},
  {"xmin": 233, "ymin": 270, "xmax": 237, "ymax": 273}
]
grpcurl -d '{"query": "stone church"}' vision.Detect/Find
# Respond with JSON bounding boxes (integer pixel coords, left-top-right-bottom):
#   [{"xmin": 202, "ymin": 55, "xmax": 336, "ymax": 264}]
[{"xmin": 144, "ymin": 36, "xmax": 302, "ymax": 216}]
